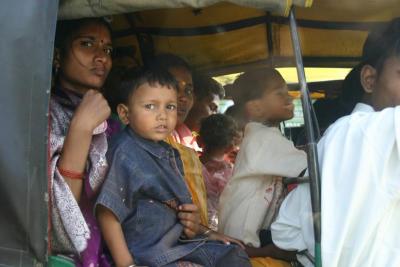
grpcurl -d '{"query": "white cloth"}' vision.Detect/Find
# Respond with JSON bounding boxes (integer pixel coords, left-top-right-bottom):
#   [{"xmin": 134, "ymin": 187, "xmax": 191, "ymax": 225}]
[
  {"xmin": 271, "ymin": 183, "xmax": 314, "ymax": 267},
  {"xmin": 218, "ymin": 122, "xmax": 307, "ymax": 247},
  {"xmin": 272, "ymin": 103, "xmax": 400, "ymax": 267}
]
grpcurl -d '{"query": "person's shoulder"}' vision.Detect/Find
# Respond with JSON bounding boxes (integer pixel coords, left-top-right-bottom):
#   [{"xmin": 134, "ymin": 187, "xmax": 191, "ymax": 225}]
[
  {"xmin": 245, "ymin": 122, "xmax": 281, "ymax": 136},
  {"xmin": 108, "ymin": 129, "xmax": 139, "ymax": 162},
  {"xmin": 166, "ymin": 137, "xmax": 196, "ymax": 156},
  {"xmin": 322, "ymin": 104, "xmax": 379, "ymax": 139}
]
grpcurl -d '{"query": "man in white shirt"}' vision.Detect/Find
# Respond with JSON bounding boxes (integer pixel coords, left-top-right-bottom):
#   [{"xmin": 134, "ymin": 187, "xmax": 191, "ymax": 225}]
[{"xmin": 271, "ymin": 18, "xmax": 400, "ymax": 267}]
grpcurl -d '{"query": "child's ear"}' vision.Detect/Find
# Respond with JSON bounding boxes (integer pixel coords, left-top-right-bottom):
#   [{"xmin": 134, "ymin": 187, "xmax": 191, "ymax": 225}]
[
  {"xmin": 360, "ymin": 64, "xmax": 377, "ymax": 94},
  {"xmin": 117, "ymin": 103, "xmax": 130, "ymax": 125}
]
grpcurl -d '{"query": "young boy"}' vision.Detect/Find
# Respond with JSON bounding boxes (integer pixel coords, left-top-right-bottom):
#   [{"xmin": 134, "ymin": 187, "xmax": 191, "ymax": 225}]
[
  {"xmin": 185, "ymin": 73, "xmax": 225, "ymax": 134},
  {"xmin": 218, "ymin": 68, "xmax": 307, "ymax": 261},
  {"xmin": 199, "ymin": 114, "xmax": 241, "ymax": 230},
  {"xmin": 271, "ymin": 18, "xmax": 400, "ymax": 267},
  {"xmin": 95, "ymin": 67, "xmax": 251, "ymax": 267}
]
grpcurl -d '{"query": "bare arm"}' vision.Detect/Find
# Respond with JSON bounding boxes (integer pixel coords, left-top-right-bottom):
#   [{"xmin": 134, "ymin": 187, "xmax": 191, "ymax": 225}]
[
  {"xmin": 57, "ymin": 90, "xmax": 110, "ymax": 202},
  {"xmin": 57, "ymin": 120, "xmax": 92, "ymax": 202},
  {"xmin": 97, "ymin": 205, "xmax": 135, "ymax": 267}
]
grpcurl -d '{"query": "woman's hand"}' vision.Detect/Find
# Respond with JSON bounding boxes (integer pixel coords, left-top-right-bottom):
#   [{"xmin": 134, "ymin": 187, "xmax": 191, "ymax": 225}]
[
  {"xmin": 177, "ymin": 204, "xmax": 201, "ymax": 238},
  {"xmin": 208, "ymin": 231, "xmax": 245, "ymax": 249},
  {"xmin": 58, "ymin": 90, "xmax": 110, "ymax": 201},
  {"xmin": 71, "ymin": 89, "xmax": 111, "ymax": 132}
]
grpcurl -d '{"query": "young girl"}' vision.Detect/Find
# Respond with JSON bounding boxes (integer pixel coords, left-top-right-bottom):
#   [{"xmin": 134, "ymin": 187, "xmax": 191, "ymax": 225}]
[
  {"xmin": 49, "ymin": 18, "xmax": 113, "ymax": 266},
  {"xmin": 199, "ymin": 114, "xmax": 240, "ymax": 230}
]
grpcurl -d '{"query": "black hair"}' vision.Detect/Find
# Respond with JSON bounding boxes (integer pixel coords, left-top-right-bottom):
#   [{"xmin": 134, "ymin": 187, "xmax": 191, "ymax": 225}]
[
  {"xmin": 361, "ymin": 18, "xmax": 400, "ymax": 74},
  {"xmin": 148, "ymin": 53, "xmax": 192, "ymax": 73},
  {"xmin": 192, "ymin": 73, "xmax": 225, "ymax": 100},
  {"xmin": 337, "ymin": 63, "xmax": 364, "ymax": 114},
  {"xmin": 200, "ymin": 114, "xmax": 239, "ymax": 151},
  {"xmin": 224, "ymin": 104, "xmax": 247, "ymax": 130},
  {"xmin": 232, "ymin": 68, "xmax": 283, "ymax": 105},
  {"xmin": 54, "ymin": 18, "xmax": 113, "ymax": 56},
  {"xmin": 337, "ymin": 18, "xmax": 400, "ymax": 113},
  {"xmin": 116, "ymin": 66, "xmax": 178, "ymax": 106},
  {"xmin": 313, "ymin": 98, "xmax": 346, "ymax": 131}
]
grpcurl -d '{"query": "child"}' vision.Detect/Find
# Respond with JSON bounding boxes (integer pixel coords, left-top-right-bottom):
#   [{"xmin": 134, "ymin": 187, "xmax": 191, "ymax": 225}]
[
  {"xmin": 185, "ymin": 73, "xmax": 225, "ymax": 134},
  {"xmin": 150, "ymin": 53, "xmax": 209, "ymax": 232},
  {"xmin": 272, "ymin": 18, "xmax": 400, "ymax": 267},
  {"xmin": 218, "ymin": 68, "xmax": 307, "ymax": 257},
  {"xmin": 95, "ymin": 67, "xmax": 251, "ymax": 267},
  {"xmin": 199, "ymin": 114, "xmax": 240, "ymax": 230}
]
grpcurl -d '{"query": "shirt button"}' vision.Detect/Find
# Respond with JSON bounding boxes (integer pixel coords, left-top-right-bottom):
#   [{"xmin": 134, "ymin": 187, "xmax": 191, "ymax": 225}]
[
  {"xmin": 149, "ymin": 200, "xmax": 154, "ymax": 203},
  {"xmin": 122, "ymin": 199, "xmax": 125, "ymax": 203},
  {"xmin": 120, "ymin": 187, "xmax": 123, "ymax": 191}
]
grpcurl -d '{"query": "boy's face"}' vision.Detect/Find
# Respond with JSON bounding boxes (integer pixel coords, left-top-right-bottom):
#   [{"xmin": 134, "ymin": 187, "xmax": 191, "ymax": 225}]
[
  {"xmin": 185, "ymin": 93, "xmax": 220, "ymax": 129},
  {"xmin": 168, "ymin": 67, "xmax": 194, "ymax": 125},
  {"xmin": 252, "ymin": 76, "xmax": 294, "ymax": 124},
  {"xmin": 119, "ymin": 83, "xmax": 178, "ymax": 142},
  {"xmin": 368, "ymin": 56, "xmax": 400, "ymax": 110}
]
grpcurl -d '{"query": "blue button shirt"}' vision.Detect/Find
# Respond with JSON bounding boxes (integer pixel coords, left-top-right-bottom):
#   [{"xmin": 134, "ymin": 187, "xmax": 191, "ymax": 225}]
[{"xmin": 96, "ymin": 127, "xmax": 206, "ymax": 266}]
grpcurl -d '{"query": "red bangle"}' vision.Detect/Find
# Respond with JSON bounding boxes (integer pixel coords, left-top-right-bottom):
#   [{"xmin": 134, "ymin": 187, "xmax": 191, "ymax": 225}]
[{"xmin": 58, "ymin": 167, "xmax": 85, "ymax": 180}]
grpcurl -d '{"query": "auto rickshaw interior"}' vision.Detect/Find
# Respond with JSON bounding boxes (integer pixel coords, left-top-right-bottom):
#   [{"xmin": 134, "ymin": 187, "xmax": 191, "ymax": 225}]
[{"xmin": 2, "ymin": 0, "xmax": 400, "ymax": 265}]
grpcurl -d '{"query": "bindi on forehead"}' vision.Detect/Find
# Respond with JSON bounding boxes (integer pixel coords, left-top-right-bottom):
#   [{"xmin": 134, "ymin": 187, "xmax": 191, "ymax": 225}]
[{"xmin": 75, "ymin": 24, "xmax": 111, "ymax": 42}]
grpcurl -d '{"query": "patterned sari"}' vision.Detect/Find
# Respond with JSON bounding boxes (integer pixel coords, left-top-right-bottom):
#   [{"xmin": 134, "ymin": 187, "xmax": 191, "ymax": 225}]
[{"xmin": 49, "ymin": 88, "xmax": 110, "ymax": 267}]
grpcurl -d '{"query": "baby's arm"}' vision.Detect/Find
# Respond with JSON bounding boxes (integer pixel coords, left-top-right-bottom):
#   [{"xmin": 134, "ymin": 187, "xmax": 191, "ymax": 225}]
[{"xmin": 97, "ymin": 205, "xmax": 135, "ymax": 267}]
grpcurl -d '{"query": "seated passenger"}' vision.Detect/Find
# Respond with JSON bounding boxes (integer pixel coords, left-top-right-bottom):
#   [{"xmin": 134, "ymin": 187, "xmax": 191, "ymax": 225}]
[
  {"xmin": 271, "ymin": 18, "xmax": 400, "ymax": 267},
  {"xmin": 185, "ymin": 73, "xmax": 225, "ymax": 136},
  {"xmin": 149, "ymin": 53, "xmax": 209, "ymax": 226},
  {"xmin": 199, "ymin": 114, "xmax": 240, "ymax": 230},
  {"xmin": 218, "ymin": 68, "xmax": 307, "ymax": 265},
  {"xmin": 151, "ymin": 53, "xmax": 246, "ymax": 248},
  {"xmin": 149, "ymin": 54, "xmax": 198, "ymax": 150},
  {"xmin": 96, "ymin": 67, "xmax": 251, "ymax": 267},
  {"xmin": 224, "ymin": 104, "xmax": 246, "ymax": 164},
  {"xmin": 49, "ymin": 18, "xmax": 113, "ymax": 266}
]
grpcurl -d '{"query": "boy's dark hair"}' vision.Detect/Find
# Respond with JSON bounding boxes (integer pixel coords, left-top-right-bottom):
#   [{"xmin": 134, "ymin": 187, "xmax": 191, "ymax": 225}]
[
  {"xmin": 117, "ymin": 67, "xmax": 178, "ymax": 105},
  {"xmin": 362, "ymin": 18, "xmax": 400, "ymax": 74},
  {"xmin": 225, "ymin": 104, "xmax": 246, "ymax": 130},
  {"xmin": 55, "ymin": 18, "xmax": 113, "ymax": 56},
  {"xmin": 192, "ymin": 73, "xmax": 225, "ymax": 100},
  {"xmin": 337, "ymin": 63, "xmax": 364, "ymax": 114},
  {"xmin": 200, "ymin": 114, "xmax": 238, "ymax": 150},
  {"xmin": 148, "ymin": 53, "xmax": 192, "ymax": 73},
  {"xmin": 232, "ymin": 68, "xmax": 283, "ymax": 104},
  {"xmin": 337, "ymin": 17, "xmax": 400, "ymax": 112}
]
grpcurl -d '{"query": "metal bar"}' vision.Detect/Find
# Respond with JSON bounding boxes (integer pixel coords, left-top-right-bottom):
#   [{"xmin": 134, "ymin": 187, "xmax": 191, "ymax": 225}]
[
  {"xmin": 265, "ymin": 12, "xmax": 274, "ymax": 56},
  {"xmin": 124, "ymin": 14, "xmax": 155, "ymax": 66},
  {"xmin": 288, "ymin": 7, "xmax": 322, "ymax": 267}
]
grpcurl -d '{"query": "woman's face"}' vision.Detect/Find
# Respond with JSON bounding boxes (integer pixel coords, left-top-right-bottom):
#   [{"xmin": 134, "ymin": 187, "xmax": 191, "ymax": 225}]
[
  {"xmin": 58, "ymin": 22, "xmax": 113, "ymax": 94},
  {"xmin": 168, "ymin": 67, "xmax": 194, "ymax": 125},
  {"xmin": 185, "ymin": 93, "xmax": 220, "ymax": 131}
]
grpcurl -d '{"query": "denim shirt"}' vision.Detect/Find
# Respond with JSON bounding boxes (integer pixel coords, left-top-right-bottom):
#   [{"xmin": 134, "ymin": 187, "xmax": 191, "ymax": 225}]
[{"xmin": 96, "ymin": 127, "xmax": 205, "ymax": 266}]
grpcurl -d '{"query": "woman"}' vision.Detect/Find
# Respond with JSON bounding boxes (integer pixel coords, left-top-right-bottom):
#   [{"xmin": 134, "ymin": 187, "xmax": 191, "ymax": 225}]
[{"xmin": 49, "ymin": 18, "xmax": 113, "ymax": 266}]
